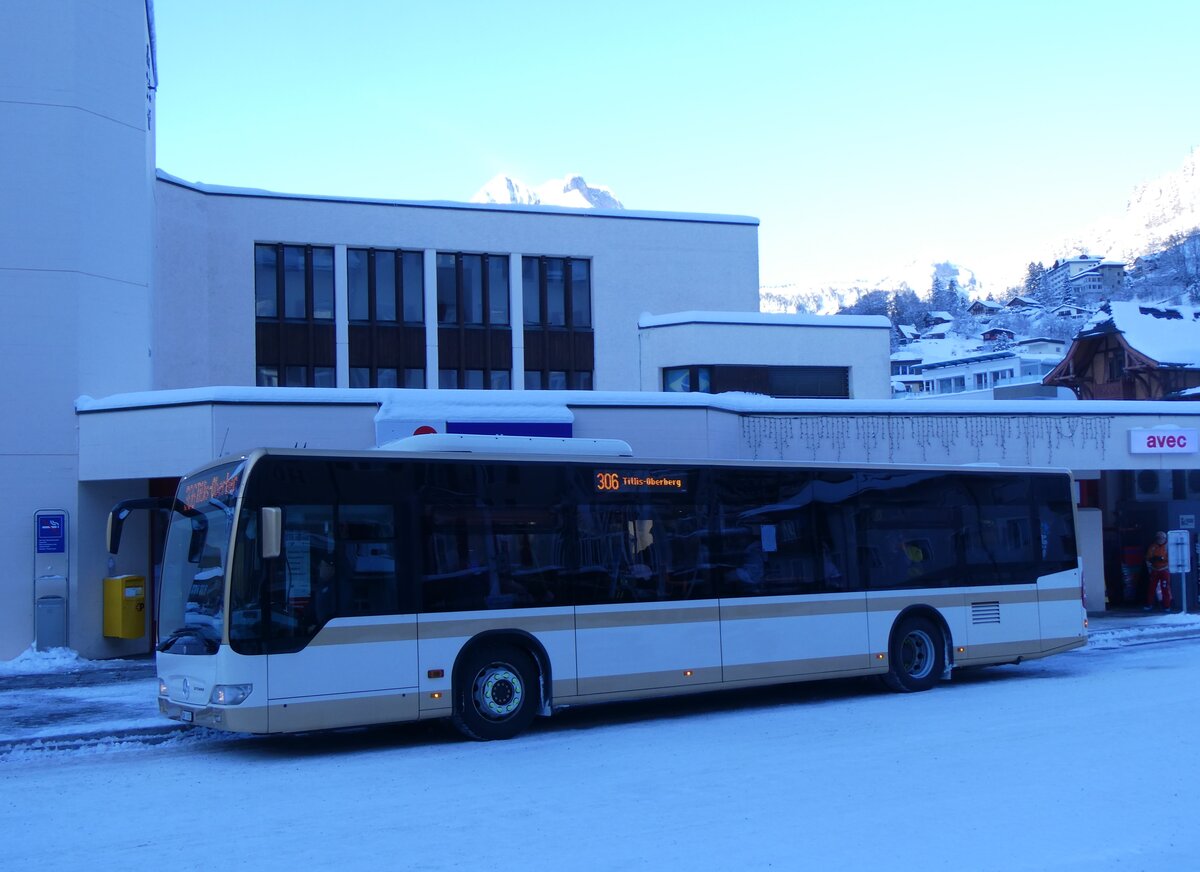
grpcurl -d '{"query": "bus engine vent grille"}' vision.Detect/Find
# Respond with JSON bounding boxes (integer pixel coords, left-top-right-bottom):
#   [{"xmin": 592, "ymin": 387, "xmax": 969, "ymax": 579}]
[{"xmin": 971, "ymin": 601, "xmax": 1001, "ymax": 624}]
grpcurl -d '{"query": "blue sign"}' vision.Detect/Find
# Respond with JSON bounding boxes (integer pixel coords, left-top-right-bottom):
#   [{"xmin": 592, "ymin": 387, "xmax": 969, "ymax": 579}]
[
  {"xmin": 448, "ymin": 421, "xmax": 573, "ymax": 438},
  {"xmin": 37, "ymin": 513, "xmax": 66, "ymax": 554}
]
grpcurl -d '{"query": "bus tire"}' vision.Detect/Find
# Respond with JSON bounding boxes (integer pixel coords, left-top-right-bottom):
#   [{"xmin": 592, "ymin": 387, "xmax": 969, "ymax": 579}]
[
  {"xmin": 883, "ymin": 615, "xmax": 944, "ymax": 693},
  {"xmin": 452, "ymin": 643, "xmax": 539, "ymax": 741}
]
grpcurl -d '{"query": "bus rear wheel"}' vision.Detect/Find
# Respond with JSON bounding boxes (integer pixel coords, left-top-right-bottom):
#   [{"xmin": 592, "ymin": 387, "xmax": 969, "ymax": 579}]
[
  {"xmin": 883, "ymin": 615, "xmax": 945, "ymax": 693},
  {"xmin": 452, "ymin": 643, "xmax": 539, "ymax": 741}
]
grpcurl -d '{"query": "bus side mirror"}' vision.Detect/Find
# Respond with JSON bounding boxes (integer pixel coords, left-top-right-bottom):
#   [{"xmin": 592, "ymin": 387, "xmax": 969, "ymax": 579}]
[
  {"xmin": 107, "ymin": 497, "xmax": 174, "ymax": 555},
  {"xmin": 261, "ymin": 507, "xmax": 282, "ymax": 559},
  {"xmin": 187, "ymin": 519, "xmax": 206, "ymax": 563},
  {"xmin": 107, "ymin": 510, "xmax": 125, "ymax": 555}
]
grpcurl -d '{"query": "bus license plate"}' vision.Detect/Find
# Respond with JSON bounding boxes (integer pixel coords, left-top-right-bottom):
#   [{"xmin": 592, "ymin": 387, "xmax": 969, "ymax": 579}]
[{"xmin": 181, "ymin": 710, "xmax": 193, "ymax": 723}]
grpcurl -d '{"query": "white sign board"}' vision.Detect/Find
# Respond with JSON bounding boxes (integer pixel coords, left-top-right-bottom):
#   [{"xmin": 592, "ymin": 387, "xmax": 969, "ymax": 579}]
[
  {"xmin": 1168, "ymin": 530, "xmax": 1191, "ymax": 574},
  {"xmin": 1129, "ymin": 427, "xmax": 1199, "ymax": 454}
]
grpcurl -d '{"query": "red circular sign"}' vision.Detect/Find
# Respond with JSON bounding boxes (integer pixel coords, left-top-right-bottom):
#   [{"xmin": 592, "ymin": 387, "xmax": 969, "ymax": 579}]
[{"xmin": 413, "ymin": 425, "xmax": 437, "ymax": 436}]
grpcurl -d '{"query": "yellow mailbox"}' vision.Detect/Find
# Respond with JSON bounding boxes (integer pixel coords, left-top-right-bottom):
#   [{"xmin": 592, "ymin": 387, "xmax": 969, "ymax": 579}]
[{"xmin": 103, "ymin": 575, "xmax": 146, "ymax": 639}]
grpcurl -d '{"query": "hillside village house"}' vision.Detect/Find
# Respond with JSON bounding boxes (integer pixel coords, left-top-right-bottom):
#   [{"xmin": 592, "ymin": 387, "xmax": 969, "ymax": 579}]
[
  {"xmin": 1042, "ymin": 256, "xmax": 1126, "ymax": 302},
  {"xmin": 1045, "ymin": 301, "xmax": 1200, "ymax": 401}
]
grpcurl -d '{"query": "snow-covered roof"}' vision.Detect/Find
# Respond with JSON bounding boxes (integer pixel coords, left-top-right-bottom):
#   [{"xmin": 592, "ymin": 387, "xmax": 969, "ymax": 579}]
[
  {"xmin": 74, "ymin": 384, "xmax": 1200, "ymax": 420},
  {"xmin": 927, "ymin": 311, "xmax": 953, "ymax": 322},
  {"xmin": 639, "ymin": 311, "xmax": 890, "ymax": 330},
  {"xmin": 919, "ymin": 351, "xmax": 1017, "ymax": 372},
  {"xmin": 969, "ymin": 299, "xmax": 1002, "ymax": 311},
  {"xmin": 155, "ymin": 171, "xmax": 759, "ymax": 227},
  {"xmin": 890, "ymin": 350, "xmax": 922, "ymax": 362},
  {"xmin": 1007, "ymin": 296, "xmax": 1040, "ymax": 307},
  {"xmin": 1085, "ymin": 300, "xmax": 1200, "ymax": 368}
]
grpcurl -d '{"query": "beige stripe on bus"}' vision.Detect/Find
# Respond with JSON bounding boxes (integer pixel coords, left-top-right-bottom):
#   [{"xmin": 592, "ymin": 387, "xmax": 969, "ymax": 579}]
[
  {"xmin": 418, "ymin": 611, "xmax": 575, "ymax": 640},
  {"xmin": 722, "ymin": 653, "xmax": 871, "ymax": 682},
  {"xmin": 575, "ymin": 605, "xmax": 720, "ymax": 631},
  {"xmin": 307, "ymin": 622, "xmax": 418, "ymax": 646},
  {"xmin": 867, "ymin": 589, "xmax": 1039, "ymax": 612},
  {"xmin": 721, "ymin": 598, "xmax": 863, "ymax": 621},
  {"xmin": 577, "ymin": 665, "xmax": 723, "ymax": 695}
]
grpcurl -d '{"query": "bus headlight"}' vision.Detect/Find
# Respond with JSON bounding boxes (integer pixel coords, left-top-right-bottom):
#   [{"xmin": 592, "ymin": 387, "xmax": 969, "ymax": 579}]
[
  {"xmin": 210, "ymin": 684, "xmax": 253, "ymax": 706},
  {"xmin": 158, "ymin": 678, "xmax": 168, "ymax": 696}
]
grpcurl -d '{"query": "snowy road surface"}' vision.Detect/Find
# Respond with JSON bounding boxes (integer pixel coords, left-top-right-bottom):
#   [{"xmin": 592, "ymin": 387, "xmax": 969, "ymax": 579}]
[{"xmin": 3, "ymin": 637, "xmax": 1199, "ymax": 871}]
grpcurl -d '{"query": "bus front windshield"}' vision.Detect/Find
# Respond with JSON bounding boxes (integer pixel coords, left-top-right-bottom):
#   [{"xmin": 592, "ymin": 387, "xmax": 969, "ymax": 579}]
[{"xmin": 158, "ymin": 461, "xmax": 245, "ymax": 654}]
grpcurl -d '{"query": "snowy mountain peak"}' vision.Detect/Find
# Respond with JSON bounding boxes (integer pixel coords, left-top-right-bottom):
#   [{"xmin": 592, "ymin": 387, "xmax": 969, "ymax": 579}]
[
  {"xmin": 1059, "ymin": 146, "xmax": 1200, "ymax": 265},
  {"xmin": 471, "ymin": 174, "xmax": 624, "ymax": 210}
]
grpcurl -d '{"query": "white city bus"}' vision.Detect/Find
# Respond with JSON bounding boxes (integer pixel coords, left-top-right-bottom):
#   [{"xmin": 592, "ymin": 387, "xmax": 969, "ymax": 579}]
[{"xmin": 109, "ymin": 437, "xmax": 1086, "ymax": 741}]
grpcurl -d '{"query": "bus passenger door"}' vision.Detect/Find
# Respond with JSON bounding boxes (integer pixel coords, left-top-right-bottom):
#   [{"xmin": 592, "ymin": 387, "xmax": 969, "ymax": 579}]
[
  {"xmin": 574, "ymin": 601, "xmax": 724, "ymax": 696},
  {"xmin": 263, "ymin": 503, "xmax": 420, "ymax": 732},
  {"xmin": 717, "ymin": 471, "xmax": 870, "ymax": 682},
  {"xmin": 573, "ymin": 511, "xmax": 723, "ymax": 697}
]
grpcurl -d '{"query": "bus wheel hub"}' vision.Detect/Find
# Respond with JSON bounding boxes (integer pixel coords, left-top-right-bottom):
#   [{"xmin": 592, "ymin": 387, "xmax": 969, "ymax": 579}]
[{"xmin": 479, "ymin": 667, "xmax": 522, "ymax": 717}]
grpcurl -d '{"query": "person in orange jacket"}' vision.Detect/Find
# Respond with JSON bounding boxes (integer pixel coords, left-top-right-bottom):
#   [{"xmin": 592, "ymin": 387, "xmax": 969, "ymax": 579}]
[{"xmin": 1145, "ymin": 531, "xmax": 1172, "ymax": 611}]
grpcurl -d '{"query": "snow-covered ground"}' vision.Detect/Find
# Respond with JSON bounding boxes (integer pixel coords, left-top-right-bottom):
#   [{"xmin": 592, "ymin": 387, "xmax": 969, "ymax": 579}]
[{"xmin": 3, "ymin": 628, "xmax": 1199, "ymax": 871}]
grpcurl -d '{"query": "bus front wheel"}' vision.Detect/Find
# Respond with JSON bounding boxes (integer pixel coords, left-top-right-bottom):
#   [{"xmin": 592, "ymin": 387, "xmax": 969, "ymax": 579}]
[
  {"xmin": 453, "ymin": 643, "xmax": 539, "ymax": 741},
  {"xmin": 883, "ymin": 616, "xmax": 945, "ymax": 693}
]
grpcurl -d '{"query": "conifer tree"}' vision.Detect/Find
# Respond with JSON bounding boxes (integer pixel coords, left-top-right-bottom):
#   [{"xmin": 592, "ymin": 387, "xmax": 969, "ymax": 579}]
[{"xmin": 1024, "ymin": 262, "xmax": 1046, "ymax": 304}]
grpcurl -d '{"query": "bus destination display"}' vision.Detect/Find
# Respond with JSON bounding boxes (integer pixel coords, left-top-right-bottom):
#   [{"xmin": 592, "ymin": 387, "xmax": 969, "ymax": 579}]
[
  {"xmin": 183, "ymin": 469, "xmax": 241, "ymax": 511},
  {"xmin": 594, "ymin": 470, "xmax": 687, "ymax": 493}
]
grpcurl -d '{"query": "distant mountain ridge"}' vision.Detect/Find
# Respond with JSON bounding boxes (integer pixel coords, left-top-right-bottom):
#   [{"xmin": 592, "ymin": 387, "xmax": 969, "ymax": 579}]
[
  {"xmin": 768, "ymin": 148, "xmax": 1200, "ymax": 314},
  {"xmin": 471, "ymin": 174, "xmax": 624, "ymax": 210},
  {"xmin": 1061, "ymin": 147, "xmax": 1200, "ymax": 266}
]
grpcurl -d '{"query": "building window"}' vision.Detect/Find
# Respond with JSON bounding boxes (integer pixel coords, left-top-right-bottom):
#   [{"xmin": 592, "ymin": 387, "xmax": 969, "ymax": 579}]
[
  {"xmin": 523, "ymin": 256, "xmax": 594, "ymax": 390},
  {"xmin": 347, "ymin": 247, "xmax": 426, "ymax": 389},
  {"xmin": 255, "ymin": 243, "xmax": 335, "ymax": 387},
  {"xmin": 437, "ymin": 252, "xmax": 508, "ymax": 327},
  {"xmin": 664, "ymin": 365, "xmax": 846, "ymax": 398},
  {"xmin": 1106, "ymin": 351, "xmax": 1124, "ymax": 382},
  {"xmin": 664, "ymin": 366, "xmax": 712, "ymax": 393},
  {"xmin": 436, "ymin": 252, "xmax": 512, "ymax": 389}
]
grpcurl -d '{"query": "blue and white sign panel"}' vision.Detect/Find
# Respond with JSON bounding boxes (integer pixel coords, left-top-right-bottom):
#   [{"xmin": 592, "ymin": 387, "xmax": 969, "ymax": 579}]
[{"xmin": 36, "ymin": 513, "xmax": 67, "ymax": 554}]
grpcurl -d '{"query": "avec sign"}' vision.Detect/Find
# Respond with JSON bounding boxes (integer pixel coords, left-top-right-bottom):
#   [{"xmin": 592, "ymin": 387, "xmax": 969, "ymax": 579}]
[{"xmin": 1129, "ymin": 427, "xmax": 1199, "ymax": 455}]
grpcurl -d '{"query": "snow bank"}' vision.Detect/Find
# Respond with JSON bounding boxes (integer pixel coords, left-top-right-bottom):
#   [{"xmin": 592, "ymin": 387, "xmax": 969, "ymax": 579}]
[{"xmin": 0, "ymin": 646, "xmax": 89, "ymax": 675}]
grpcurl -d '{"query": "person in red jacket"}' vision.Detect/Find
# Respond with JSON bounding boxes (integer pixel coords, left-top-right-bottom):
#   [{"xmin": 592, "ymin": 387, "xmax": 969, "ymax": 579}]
[{"xmin": 1145, "ymin": 531, "xmax": 1172, "ymax": 611}]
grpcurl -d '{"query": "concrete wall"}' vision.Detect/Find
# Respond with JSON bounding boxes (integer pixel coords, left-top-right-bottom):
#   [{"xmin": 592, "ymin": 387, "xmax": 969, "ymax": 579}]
[
  {"xmin": 637, "ymin": 318, "xmax": 892, "ymax": 399},
  {"xmin": 153, "ymin": 179, "xmax": 761, "ymax": 393},
  {"xmin": 0, "ymin": 2, "xmax": 154, "ymax": 659}
]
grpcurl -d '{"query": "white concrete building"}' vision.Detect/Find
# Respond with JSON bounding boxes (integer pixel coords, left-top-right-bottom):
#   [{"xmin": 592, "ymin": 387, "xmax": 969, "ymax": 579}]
[
  {"xmin": 4, "ymin": 3, "xmax": 1200, "ymax": 661},
  {"xmin": 1042, "ymin": 255, "xmax": 1125, "ymax": 302},
  {"xmin": 638, "ymin": 312, "xmax": 892, "ymax": 399},
  {"xmin": 3, "ymin": 3, "xmax": 886, "ymax": 659}
]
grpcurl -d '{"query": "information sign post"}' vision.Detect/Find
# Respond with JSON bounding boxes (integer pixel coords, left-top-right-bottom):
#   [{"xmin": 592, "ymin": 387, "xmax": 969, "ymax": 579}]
[{"xmin": 1167, "ymin": 530, "xmax": 1191, "ymax": 614}]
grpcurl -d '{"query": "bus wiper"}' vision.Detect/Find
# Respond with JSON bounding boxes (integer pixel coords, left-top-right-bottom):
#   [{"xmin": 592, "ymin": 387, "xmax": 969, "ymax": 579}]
[{"xmin": 157, "ymin": 627, "xmax": 219, "ymax": 655}]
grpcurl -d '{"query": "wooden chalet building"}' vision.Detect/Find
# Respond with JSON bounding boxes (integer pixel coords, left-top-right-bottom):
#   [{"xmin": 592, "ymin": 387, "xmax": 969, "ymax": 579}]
[{"xmin": 1045, "ymin": 300, "xmax": 1200, "ymax": 400}]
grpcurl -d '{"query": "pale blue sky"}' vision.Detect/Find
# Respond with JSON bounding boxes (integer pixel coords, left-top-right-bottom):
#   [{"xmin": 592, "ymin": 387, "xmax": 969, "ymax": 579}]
[{"xmin": 154, "ymin": 0, "xmax": 1200, "ymax": 293}]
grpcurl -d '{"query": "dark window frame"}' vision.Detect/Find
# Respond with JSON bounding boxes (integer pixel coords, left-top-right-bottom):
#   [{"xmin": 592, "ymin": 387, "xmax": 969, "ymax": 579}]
[
  {"xmin": 347, "ymin": 246, "xmax": 427, "ymax": 389},
  {"xmin": 254, "ymin": 242, "xmax": 336, "ymax": 388},
  {"xmin": 522, "ymin": 255, "xmax": 594, "ymax": 391},
  {"xmin": 436, "ymin": 251, "xmax": 513, "ymax": 390}
]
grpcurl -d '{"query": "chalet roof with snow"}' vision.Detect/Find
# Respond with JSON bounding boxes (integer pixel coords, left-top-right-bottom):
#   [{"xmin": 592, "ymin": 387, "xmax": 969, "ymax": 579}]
[
  {"xmin": 967, "ymin": 299, "xmax": 1002, "ymax": 314},
  {"xmin": 926, "ymin": 311, "xmax": 954, "ymax": 325},
  {"xmin": 1006, "ymin": 295, "xmax": 1041, "ymax": 308},
  {"xmin": 1044, "ymin": 299, "xmax": 1200, "ymax": 400},
  {"xmin": 1081, "ymin": 300, "xmax": 1200, "ymax": 368}
]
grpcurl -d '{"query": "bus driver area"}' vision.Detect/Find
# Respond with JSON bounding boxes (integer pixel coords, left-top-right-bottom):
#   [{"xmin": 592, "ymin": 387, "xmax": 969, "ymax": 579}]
[{"xmin": 113, "ymin": 436, "xmax": 1087, "ymax": 742}]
